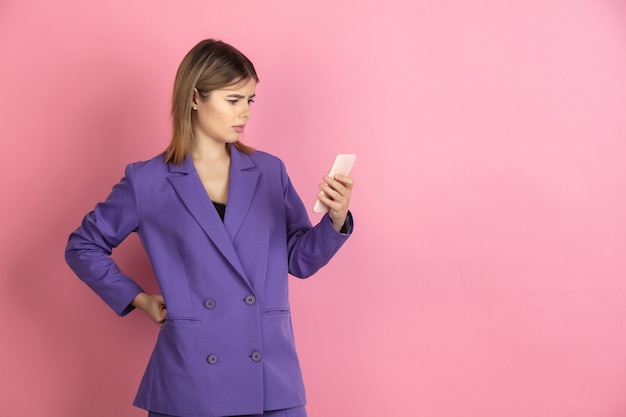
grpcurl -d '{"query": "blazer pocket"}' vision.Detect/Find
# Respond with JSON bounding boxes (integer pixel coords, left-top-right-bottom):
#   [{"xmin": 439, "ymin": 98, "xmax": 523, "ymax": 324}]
[
  {"xmin": 263, "ymin": 308, "xmax": 290, "ymax": 315},
  {"xmin": 164, "ymin": 317, "xmax": 201, "ymax": 326}
]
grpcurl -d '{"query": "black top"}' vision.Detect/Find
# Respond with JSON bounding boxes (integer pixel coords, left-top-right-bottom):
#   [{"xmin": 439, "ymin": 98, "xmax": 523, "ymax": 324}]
[{"xmin": 212, "ymin": 201, "xmax": 226, "ymax": 222}]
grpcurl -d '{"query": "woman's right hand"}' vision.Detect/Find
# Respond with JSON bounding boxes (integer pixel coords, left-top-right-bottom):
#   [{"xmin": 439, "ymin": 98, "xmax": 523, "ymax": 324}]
[{"xmin": 131, "ymin": 292, "xmax": 168, "ymax": 327}]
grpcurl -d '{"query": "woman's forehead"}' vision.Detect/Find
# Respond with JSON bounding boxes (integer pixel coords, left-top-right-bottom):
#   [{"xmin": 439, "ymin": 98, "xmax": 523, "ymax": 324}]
[{"xmin": 216, "ymin": 78, "xmax": 257, "ymax": 94}]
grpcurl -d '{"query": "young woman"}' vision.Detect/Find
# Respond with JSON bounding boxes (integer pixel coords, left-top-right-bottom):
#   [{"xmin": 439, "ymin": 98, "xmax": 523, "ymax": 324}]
[{"xmin": 65, "ymin": 39, "xmax": 354, "ymax": 417}]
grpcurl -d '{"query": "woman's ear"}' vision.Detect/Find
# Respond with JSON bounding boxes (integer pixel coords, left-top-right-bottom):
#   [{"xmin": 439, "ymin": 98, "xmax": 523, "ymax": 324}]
[{"xmin": 192, "ymin": 88, "xmax": 199, "ymax": 106}]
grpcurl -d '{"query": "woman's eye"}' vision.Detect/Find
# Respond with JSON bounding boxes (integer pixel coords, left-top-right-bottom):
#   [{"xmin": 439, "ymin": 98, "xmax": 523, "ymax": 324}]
[
  {"xmin": 248, "ymin": 99, "xmax": 255, "ymax": 104},
  {"xmin": 227, "ymin": 100, "xmax": 238, "ymax": 105}
]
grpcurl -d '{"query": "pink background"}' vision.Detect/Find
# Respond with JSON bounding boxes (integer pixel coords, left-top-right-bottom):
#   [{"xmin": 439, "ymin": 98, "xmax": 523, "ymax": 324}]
[{"xmin": 2, "ymin": 1, "xmax": 626, "ymax": 416}]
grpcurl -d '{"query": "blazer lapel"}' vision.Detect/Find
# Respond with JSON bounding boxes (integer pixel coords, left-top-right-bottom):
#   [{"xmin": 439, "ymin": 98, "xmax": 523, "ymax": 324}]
[
  {"xmin": 224, "ymin": 147, "xmax": 260, "ymax": 241},
  {"xmin": 167, "ymin": 155, "xmax": 250, "ymax": 284}
]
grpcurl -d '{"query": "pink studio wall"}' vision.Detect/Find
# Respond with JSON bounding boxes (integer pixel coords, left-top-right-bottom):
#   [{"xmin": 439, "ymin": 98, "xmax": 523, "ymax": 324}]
[{"xmin": 1, "ymin": 1, "xmax": 625, "ymax": 416}]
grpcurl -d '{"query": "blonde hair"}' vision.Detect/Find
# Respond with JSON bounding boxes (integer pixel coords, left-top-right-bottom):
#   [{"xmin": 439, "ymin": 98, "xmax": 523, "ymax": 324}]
[{"xmin": 165, "ymin": 39, "xmax": 259, "ymax": 165}]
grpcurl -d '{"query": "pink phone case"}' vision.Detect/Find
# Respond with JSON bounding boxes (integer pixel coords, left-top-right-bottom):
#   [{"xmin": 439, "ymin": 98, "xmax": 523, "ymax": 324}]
[{"xmin": 312, "ymin": 154, "xmax": 357, "ymax": 213}]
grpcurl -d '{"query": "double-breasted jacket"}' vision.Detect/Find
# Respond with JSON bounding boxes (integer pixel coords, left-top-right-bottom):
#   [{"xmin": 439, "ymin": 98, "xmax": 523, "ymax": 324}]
[{"xmin": 65, "ymin": 146, "xmax": 353, "ymax": 416}]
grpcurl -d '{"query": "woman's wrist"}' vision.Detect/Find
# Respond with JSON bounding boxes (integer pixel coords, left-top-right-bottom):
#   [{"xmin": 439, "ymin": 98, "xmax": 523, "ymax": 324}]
[{"xmin": 131, "ymin": 292, "xmax": 150, "ymax": 311}]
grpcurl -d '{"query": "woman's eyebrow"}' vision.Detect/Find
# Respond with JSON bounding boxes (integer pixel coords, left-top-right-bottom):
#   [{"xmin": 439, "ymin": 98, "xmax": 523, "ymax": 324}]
[{"xmin": 226, "ymin": 93, "xmax": 256, "ymax": 99}]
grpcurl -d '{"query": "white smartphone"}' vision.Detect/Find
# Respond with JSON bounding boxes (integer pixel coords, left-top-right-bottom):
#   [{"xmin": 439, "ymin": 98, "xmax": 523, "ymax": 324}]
[{"xmin": 312, "ymin": 154, "xmax": 357, "ymax": 213}]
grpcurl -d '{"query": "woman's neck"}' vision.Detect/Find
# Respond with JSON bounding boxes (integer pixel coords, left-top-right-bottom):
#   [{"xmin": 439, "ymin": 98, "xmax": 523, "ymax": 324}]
[{"xmin": 191, "ymin": 139, "xmax": 230, "ymax": 162}]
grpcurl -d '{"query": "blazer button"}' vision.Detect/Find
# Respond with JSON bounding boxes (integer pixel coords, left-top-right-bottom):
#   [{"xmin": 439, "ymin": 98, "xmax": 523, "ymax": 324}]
[
  {"xmin": 204, "ymin": 299, "xmax": 216, "ymax": 309},
  {"xmin": 244, "ymin": 295, "xmax": 256, "ymax": 306},
  {"xmin": 207, "ymin": 354, "xmax": 219, "ymax": 365},
  {"xmin": 250, "ymin": 350, "xmax": 262, "ymax": 362}
]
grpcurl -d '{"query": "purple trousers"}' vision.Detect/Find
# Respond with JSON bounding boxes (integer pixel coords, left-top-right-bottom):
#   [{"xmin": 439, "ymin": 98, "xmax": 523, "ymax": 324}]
[{"xmin": 148, "ymin": 405, "xmax": 307, "ymax": 417}]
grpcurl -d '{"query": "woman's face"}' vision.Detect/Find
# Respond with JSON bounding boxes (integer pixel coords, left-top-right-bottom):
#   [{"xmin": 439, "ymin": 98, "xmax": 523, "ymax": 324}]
[{"xmin": 192, "ymin": 77, "xmax": 256, "ymax": 146}]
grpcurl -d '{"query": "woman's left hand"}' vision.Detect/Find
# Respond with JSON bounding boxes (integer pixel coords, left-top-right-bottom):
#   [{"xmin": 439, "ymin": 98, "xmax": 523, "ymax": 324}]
[{"xmin": 318, "ymin": 174, "xmax": 354, "ymax": 232}]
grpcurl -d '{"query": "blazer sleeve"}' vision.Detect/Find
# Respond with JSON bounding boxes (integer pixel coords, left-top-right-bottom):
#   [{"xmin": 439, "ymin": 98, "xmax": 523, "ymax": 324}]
[
  {"xmin": 65, "ymin": 164, "xmax": 144, "ymax": 316},
  {"xmin": 280, "ymin": 160, "xmax": 354, "ymax": 278}
]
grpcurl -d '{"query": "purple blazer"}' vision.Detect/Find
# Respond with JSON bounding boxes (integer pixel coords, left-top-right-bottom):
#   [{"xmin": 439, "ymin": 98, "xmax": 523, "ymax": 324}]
[{"xmin": 65, "ymin": 146, "xmax": 353, "ymax": 417}]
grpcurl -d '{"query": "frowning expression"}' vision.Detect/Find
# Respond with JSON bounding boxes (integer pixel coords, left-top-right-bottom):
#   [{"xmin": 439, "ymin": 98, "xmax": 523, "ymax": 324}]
[{"xmin": 192, "ymin": 77, "xmax": 256, "ymax": 145}]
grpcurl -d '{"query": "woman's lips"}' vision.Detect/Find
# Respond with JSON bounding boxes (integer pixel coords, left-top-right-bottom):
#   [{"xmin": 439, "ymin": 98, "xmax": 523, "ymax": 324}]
[{"xmin": 233, "ymin": 125, "xmax": 245, "ymax": 133}]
